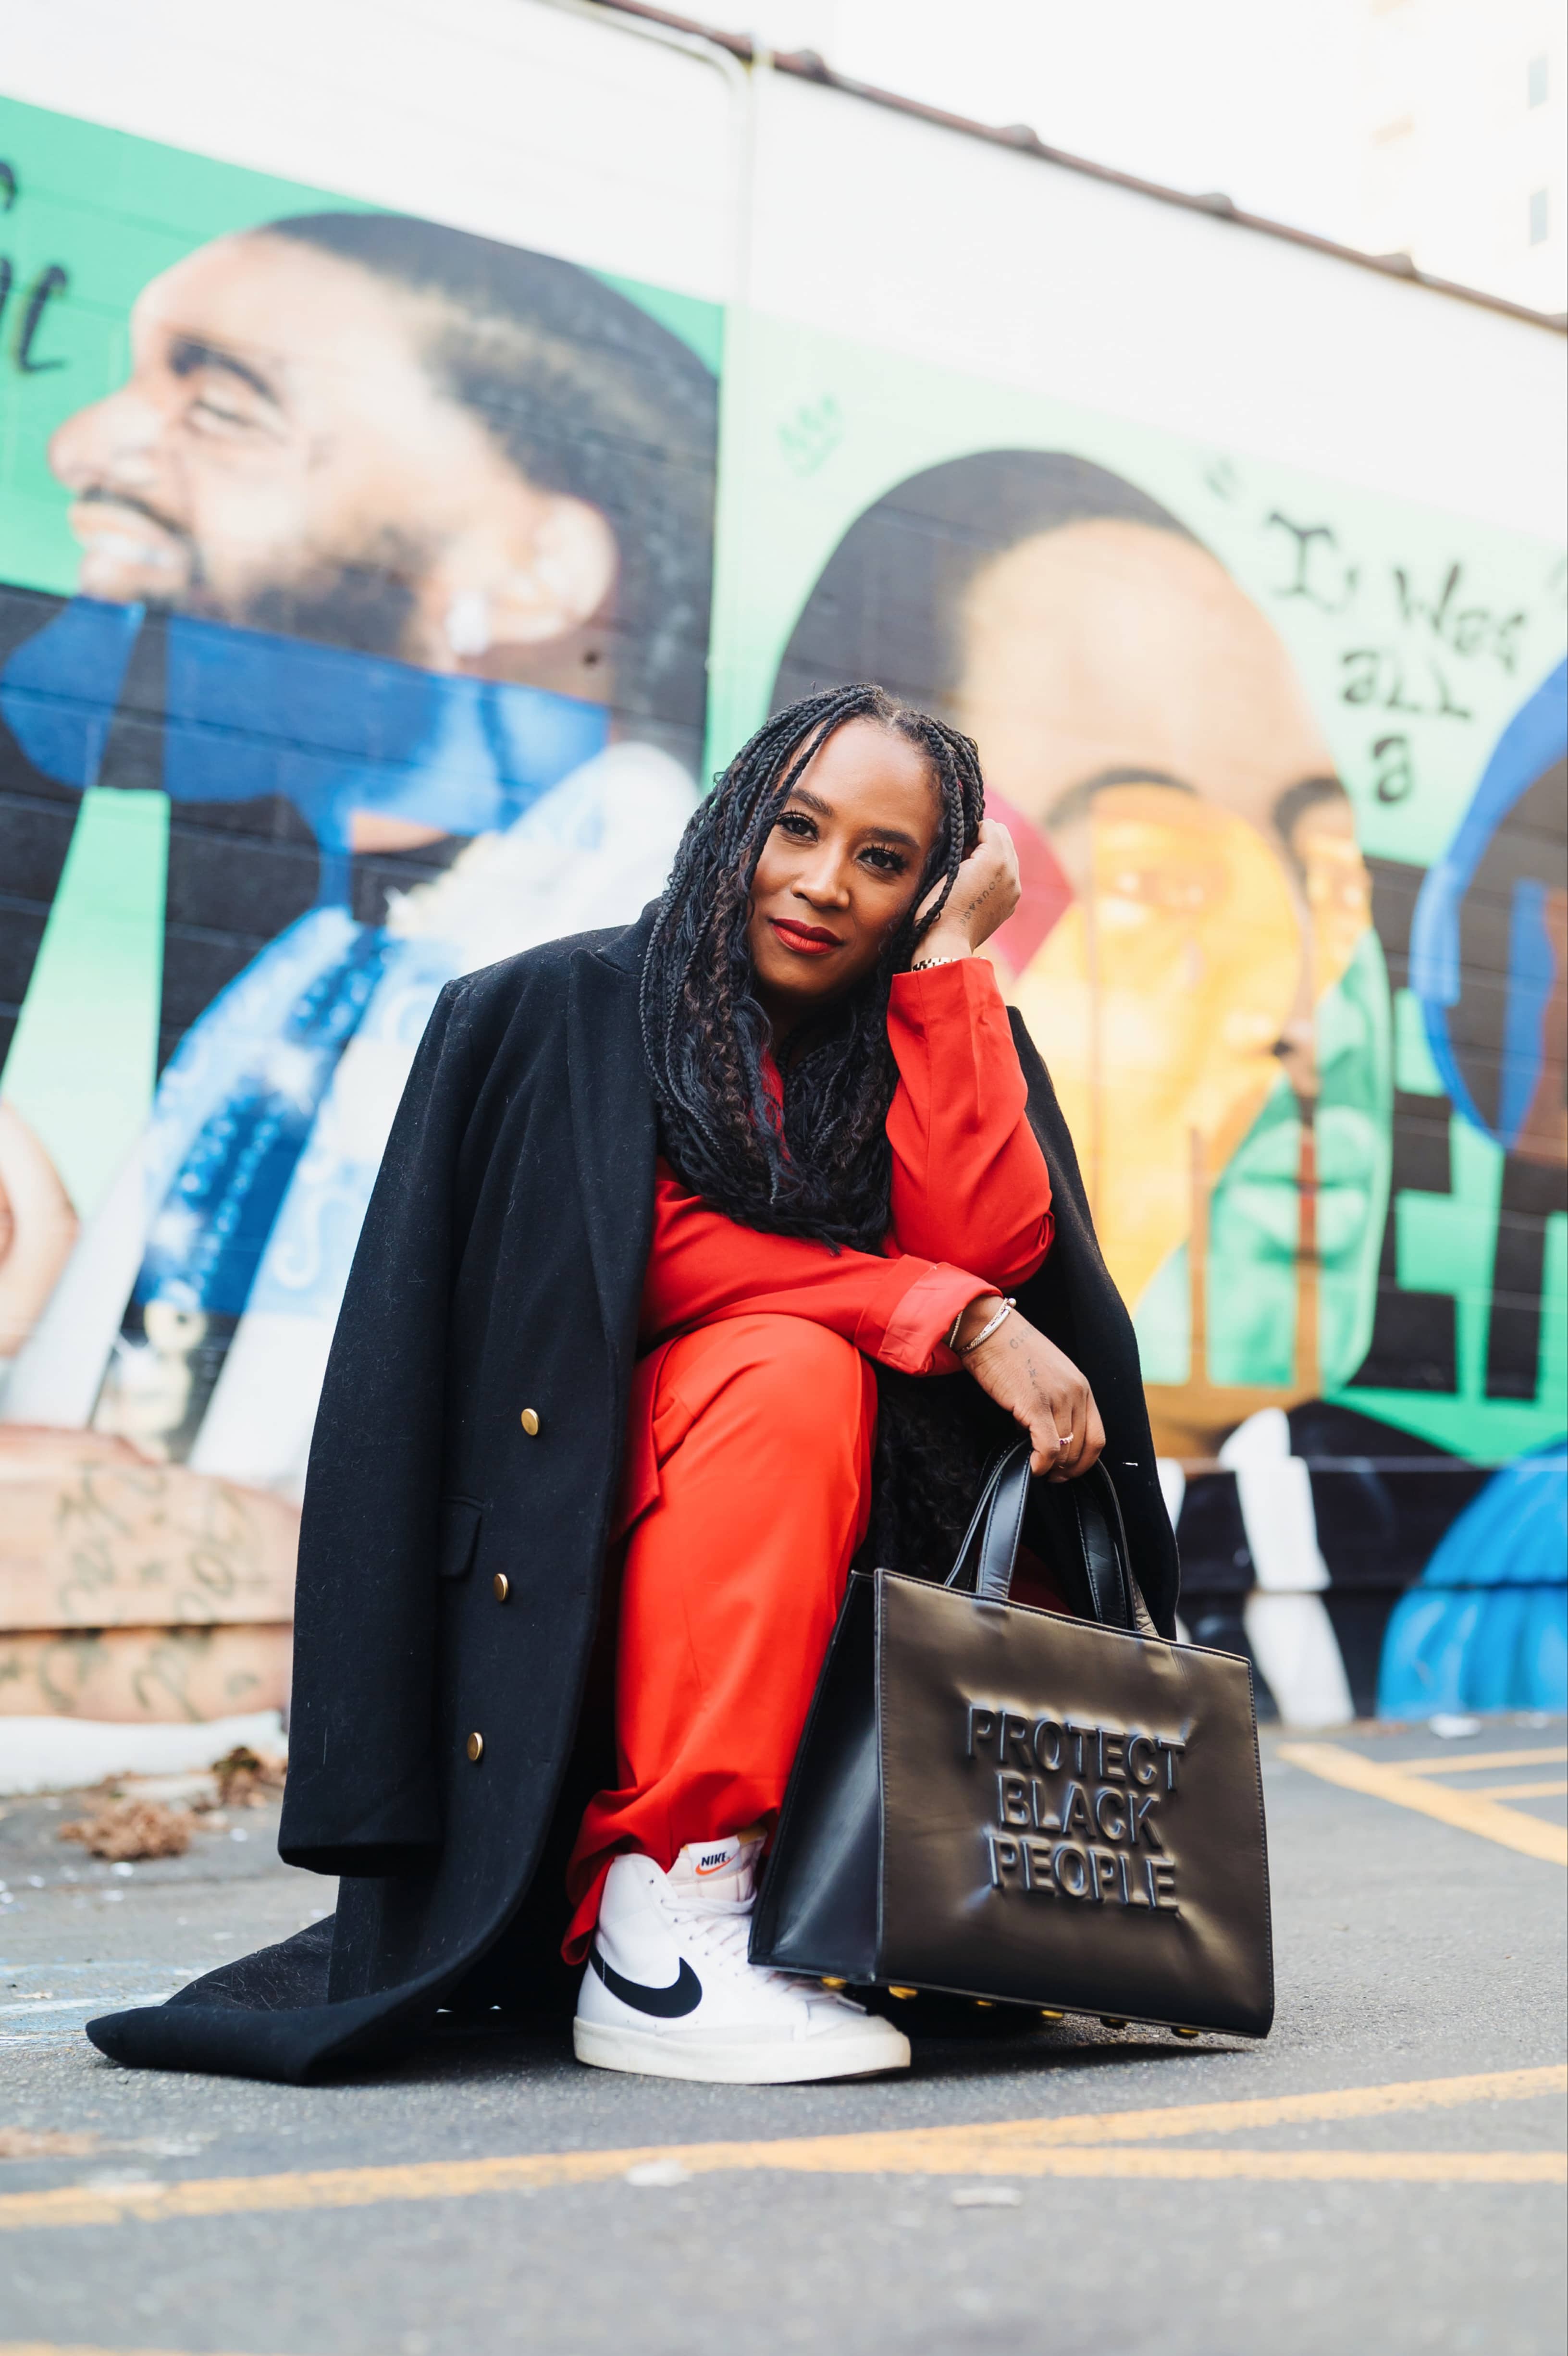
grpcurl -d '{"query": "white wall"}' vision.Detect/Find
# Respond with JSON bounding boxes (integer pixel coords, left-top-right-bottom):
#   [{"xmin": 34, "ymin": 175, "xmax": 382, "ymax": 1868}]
[{"xmin": 7, "ymin": 0, "xmax": 1561, "ymax": 542}]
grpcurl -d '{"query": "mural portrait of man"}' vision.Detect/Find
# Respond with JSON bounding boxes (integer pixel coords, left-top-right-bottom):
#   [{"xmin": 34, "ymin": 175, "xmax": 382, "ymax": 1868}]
[{"xmin": 1, "ymin": 209, "xmax": 718, "ymax": 1503}]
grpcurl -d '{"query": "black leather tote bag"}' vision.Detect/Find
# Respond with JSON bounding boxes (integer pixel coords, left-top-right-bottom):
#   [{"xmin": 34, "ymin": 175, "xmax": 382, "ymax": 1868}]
[{"xmin": 751, "ymin": 1444, "xmax": 1273, "ymax": 2037}]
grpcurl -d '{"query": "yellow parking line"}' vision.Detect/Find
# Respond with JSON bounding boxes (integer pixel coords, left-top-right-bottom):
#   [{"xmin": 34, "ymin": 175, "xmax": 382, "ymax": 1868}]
[
  {"xmin": 1279, "ymin": 1743, "xmax": 1568, "ymax": 1864},
  {"xmin": 1390, "ymin": 1747, "xmax": 1567, "ymax": 1777},
  {"xmin": 941, "ymin": 2063, "xmax": 1568, "ymax": 2145},
  {"xmin": 1472, "ymin": 1780, "xmax": 1568, "ymax": 1800},
  {"xmin": 0, "ymin": 2347, "xmax": 290, "ymax": 2356},
  {"xmin": 0, "ymin": 2067, "xmax": 1559, "ymax": 2229}
]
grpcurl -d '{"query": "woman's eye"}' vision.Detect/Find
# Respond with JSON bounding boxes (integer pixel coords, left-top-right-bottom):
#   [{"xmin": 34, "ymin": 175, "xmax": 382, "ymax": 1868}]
[
  {"xmin": 861, "ymin": 845, "xmax": 906, "ymax": 875},
  {"xmin": 777, "ymin": 811, "xmax": 815, "ymax": 839}
]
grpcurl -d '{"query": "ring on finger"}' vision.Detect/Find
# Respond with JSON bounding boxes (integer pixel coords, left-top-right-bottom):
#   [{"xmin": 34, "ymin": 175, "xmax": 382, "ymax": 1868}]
[{"xmin": 1054, "ymin": 1428, "xmax": 1073, "ymax": 1450}]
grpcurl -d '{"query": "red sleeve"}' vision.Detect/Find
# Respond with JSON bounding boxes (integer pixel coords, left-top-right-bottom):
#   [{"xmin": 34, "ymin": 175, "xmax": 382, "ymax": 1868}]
[
  {"xmin": 641, "ymin": 1164, "xmax": 985, "ymax": 1376},
  {"xmin": 885, "ymin": 958, "xmax": 1053, "ymax": 1287}
]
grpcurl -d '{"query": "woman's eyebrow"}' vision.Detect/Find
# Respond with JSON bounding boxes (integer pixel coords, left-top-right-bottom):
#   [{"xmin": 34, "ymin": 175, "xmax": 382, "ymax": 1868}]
[{"xmin": 785, "ymin": 785, "xmax": 922, "ymax": 851}]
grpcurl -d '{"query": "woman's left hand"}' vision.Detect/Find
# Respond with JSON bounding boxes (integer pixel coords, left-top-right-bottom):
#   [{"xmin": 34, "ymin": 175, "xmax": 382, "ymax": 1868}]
[
  {"xmin": 915, "ymin": 818, "xmax": 1020, "ymax": 961},
  {"xmin": 952, "ymin": 1295, "xmax": 1106, "ymax": 1481}
]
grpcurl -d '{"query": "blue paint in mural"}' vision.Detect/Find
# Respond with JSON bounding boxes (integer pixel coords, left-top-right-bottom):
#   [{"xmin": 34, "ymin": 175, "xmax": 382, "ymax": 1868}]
[
  {"xmin": 1389, "ymin": 663, "xmax": 1568, "ymax": 1713},
  {"xmin": 1377, "ymin": 1443, "xmax": 1568, "ymax": 1716},
  {"xmin": 1410, "ymin": 658, "xmax": 1568, "ymax": 1150},
  {"xmin": 0, "ymin": 597, "xmax": 610, "ymax": 880}
]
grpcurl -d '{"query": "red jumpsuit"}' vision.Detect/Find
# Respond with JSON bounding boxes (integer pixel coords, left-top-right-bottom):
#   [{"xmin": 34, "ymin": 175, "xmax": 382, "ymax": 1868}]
[{"xmin": 564, "ymin": 959, "xmax": 1054, "ymax": 1960}]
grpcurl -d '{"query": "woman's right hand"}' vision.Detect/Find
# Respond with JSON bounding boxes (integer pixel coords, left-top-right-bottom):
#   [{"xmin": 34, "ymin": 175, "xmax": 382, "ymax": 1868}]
[
  {"xmin": 914, "ymin": 818, "xmax": 1021, "ymax": 960},
  {"xmin": 952, "ymin": 1294, "xmax": 1105, "ymax": 1481}
]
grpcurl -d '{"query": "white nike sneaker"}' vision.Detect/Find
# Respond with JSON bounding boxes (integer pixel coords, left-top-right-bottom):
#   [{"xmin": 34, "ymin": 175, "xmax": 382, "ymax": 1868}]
[{"xmin": 573, "ymin": 1835, "xmax": 912, "ymax": 2085}]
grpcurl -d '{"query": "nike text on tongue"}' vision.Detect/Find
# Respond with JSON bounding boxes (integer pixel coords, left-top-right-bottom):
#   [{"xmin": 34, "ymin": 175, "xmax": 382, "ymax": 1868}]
[{"xmin": 689, "ymin": 1838, "xmax": 742, "ymax": 1876}]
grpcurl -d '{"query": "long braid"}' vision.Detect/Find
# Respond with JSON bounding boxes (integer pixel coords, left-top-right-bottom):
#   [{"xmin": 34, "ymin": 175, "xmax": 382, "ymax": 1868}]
[{"xmin": 640, "ymin": 684, "xmax": 984, "ymax": 1251}]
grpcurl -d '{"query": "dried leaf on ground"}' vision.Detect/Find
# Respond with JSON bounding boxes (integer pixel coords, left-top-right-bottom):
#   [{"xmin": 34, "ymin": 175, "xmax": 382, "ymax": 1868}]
[
  {"xmin": 211, "ymin": 1743, "xmax": 286, "ymax": 1808},
  {"xmin": 58, "ymin": 1796, "xmax": 193, "ymax": 1860}
]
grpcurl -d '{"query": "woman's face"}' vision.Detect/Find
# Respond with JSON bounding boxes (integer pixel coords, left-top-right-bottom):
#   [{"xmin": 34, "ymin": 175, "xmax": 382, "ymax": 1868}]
[{"xmin": 747, "ymin": 717, "xmax": 941, "ymax": 1036}]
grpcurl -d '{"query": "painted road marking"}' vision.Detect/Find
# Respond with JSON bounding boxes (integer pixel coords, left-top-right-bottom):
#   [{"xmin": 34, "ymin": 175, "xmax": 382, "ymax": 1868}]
[
  {"xmin": 1383, "ymin": 1747, "xmax": 1566, "ymax": 1776},
  {"xmin": 0, "ymin": 2067, "xmax": 1560, "ymax": 2230},
  {"xmin": 1278, "ymin": 1743, "xmax": 1568, "ymax": 1864},
  {"xmin": 0, "ymin": 1998, "xmax": 178, "ymax": 2018},
  {"xmin": 0, "ymin": 2347, "xmax": 289, "ymax": 2356},
  {"xmin": 1472, "ymin": 1780, "xmax": 1568, "ymax": 1800}
]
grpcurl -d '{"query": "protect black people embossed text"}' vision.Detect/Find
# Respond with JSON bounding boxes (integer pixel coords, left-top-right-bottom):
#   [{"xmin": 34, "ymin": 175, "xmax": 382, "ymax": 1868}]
[{"xmin": 963, "ymin": 1702, "xmax": 1186, "ymax": 1912}]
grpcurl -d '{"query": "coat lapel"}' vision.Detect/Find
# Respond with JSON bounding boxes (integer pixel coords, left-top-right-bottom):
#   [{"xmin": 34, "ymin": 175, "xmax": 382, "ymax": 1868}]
[{"xmin": 566, "ymin": 912, "xmax": 659, "ymax": 1356}]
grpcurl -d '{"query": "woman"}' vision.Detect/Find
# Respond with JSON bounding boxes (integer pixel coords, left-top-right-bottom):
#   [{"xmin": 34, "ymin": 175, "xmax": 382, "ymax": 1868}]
[{"xmin": 87, "ymin": 686, "xmax": 1178, "ymax": 2089}]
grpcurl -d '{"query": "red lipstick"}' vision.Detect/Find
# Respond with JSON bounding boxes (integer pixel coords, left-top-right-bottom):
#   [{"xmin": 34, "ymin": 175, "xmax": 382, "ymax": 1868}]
[{"xmin": 769, "ymin": 917, "xmax": 842, "ymax": 956}]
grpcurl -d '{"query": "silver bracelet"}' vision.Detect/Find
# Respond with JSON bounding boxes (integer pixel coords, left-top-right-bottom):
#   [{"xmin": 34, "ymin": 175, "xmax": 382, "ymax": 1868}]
[
  {"xmin": 909, "ymin": 951, "xmax": 970, "ymax": 972},
  {"xmin": 952, "ymin": 1295, "xmax": 1016, "ymax": 1356}
]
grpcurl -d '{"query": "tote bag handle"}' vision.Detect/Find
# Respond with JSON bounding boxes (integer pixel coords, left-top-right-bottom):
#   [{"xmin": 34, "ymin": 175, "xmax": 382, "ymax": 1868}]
[{"xmin": 942, "ymin": 1442, "xmax": 1139, "ymax": 1630}]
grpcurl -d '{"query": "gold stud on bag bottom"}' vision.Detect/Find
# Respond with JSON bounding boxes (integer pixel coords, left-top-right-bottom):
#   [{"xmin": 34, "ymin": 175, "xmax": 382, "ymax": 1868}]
[{"xmin": 750, "ymin": 1445, "xmax": 1274, "ymax": 2039}]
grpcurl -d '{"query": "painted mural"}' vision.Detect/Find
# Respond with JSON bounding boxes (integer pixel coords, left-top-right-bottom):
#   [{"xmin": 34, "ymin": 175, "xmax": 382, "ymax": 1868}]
[
  {"xmin": 0, "ymin": 95, "xmax": 1563, "ymax": 1732},
  {"xmin": 0, "ymin": 99, "xmax": 718, "ymax": 1726}
]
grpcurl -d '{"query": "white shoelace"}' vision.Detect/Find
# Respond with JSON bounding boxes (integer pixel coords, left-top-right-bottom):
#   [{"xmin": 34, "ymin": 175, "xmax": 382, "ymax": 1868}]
[{"xmin": 660, "ymin": 1890, "xmax": 811, "ymax": 1997}]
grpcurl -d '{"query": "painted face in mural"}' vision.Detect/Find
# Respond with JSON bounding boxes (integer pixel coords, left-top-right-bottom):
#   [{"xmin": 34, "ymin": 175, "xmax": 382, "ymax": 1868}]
[
  {"xmin": 956, "ymin": 518, "xmax": 1371, "ymax": 1314},
  {"xmin": 48, "ymin": 231, "xmax": 619, "ymax": 710}
]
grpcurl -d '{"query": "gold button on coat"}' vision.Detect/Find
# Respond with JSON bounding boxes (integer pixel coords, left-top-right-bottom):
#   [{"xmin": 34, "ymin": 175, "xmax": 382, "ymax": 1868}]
[
  {"xmin": 466, "ymin": 1731, "xmax": 484, "ymax": 1763},
  {"xmin": 493, "ymin": 1572, "xmax": 510, "ymax": 1604},
  {"xmin": 519, "ymin": 1407, "xmax": 540, "ymax": 1436}
]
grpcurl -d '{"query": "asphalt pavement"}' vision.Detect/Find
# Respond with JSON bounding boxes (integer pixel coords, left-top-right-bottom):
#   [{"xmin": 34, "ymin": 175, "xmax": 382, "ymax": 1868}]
[{"xmin": 1, "ymin": 1716, "xmax": 1564, "ymax": 2356}]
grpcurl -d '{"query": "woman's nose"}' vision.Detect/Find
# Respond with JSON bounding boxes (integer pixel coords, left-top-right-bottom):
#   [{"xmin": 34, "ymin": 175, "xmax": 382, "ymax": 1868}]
[
  {"xmin": 786, "ymin": 857, "xmax": 847, "ymax": 900},
  {"xmin": 795, "ymin": 863, "xmax": 852, "ymax": 908}
]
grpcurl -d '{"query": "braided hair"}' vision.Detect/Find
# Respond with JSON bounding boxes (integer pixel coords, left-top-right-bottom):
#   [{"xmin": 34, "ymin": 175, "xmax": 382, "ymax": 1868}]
[{"xmin": 640, "ymin": 684, "xmax": 985, "ymax": 1251}]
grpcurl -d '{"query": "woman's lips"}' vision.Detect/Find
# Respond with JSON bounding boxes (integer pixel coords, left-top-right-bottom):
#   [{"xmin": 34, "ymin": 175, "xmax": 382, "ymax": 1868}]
[{"xmin": 769, "ymin": 917, "xmax": 843, "ymax": 956}]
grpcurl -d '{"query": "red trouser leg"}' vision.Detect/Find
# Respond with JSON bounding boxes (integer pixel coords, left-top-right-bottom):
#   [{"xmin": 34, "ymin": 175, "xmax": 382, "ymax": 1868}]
[{"xmin": 563, "ymin": 1313, "xmax": 877, "ymax": 1962}]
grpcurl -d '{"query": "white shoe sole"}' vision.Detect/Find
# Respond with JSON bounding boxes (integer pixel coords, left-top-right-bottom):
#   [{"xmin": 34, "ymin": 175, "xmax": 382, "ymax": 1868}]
[{"xmin": 573, "ymin": 2015, "xmax": 912, "ymax": 2085}]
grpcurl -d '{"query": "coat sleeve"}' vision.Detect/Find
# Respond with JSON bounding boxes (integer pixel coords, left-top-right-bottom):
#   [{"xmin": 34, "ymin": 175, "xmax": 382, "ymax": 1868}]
[
  {"xmin": 1004, "ymin": 1008, "xmax": 1183, "ymax": 1639},
  {"xmin": 279, "ymin": 977, "xmax": 479, "ymax": 1876},
  {"xmin": 885, "ymin": 960, "xmax": 1053, "ymax": 1287}
]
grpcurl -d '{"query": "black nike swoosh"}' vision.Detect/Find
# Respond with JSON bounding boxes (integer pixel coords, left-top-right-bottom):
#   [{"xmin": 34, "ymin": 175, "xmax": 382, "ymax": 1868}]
[{"xmin": 590, "ymin": 1946, "xmax": 702, "ymax": 2019}]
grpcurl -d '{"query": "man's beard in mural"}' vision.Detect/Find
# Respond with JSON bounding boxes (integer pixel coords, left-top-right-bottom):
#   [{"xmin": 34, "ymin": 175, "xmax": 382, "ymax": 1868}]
[
  {"xmin": 74, "ymin": 486, "xmax": 427, "ymax": 661},
  {"xmin": 240, "ymin": 546, "xmax": 425, "ymax": 661}
]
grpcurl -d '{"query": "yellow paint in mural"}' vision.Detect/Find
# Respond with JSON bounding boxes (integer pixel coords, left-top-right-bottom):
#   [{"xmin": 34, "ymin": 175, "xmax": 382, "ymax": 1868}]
[{"xmin": 1016, "ymin": 788, "xmax": 1303, "ymax": 1312}]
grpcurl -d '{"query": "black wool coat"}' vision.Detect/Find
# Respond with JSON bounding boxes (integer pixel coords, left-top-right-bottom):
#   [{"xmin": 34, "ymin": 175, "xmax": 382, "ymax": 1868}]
[{"xmin": 88, "ymin": 904, "xmax": 1179, "ymax": 2083}]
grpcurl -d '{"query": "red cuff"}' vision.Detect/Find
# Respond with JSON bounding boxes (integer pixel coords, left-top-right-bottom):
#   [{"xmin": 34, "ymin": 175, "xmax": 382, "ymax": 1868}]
[{"xmin": 878, "ymin": 1261, "xmax": 989, "ymax": 1376}]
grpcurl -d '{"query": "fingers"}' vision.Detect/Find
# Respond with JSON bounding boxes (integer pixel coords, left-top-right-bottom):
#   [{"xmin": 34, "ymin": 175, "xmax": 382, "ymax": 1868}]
[
  {"xmin": 1045, "ymin": 1407, "xmax": 1080, "ymax": 1482},
  {"xmin": 1025, "ymin": 1407, "xmax": 1075, "ymax": 1480},
  {"xmin": 1050, "ymin": 1390, "xmax": 1106, "ymax": 1482}
]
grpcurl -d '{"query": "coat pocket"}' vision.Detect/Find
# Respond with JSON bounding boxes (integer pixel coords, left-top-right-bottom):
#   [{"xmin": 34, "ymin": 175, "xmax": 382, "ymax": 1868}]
[{"xmin": 437, "ymin": 1498, "xmax": 484, "ymax": 1580}]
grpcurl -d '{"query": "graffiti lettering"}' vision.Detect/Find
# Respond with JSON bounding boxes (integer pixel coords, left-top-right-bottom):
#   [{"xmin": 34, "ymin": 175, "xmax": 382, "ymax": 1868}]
[
  {"xmin": 1267, "ymin": 512, "xmax": 1360, "ymax": 612},
  {"xmin": 1393, "ymin": 562, "xmax": 1528, "ymax": 672},
  {"xmin": 15, "ymin": 260, "xmax": 68, "ymax": 373},
  {"xmin": 1371, "ymin": 732, "xmax": 1415, "ymax": 803},
  {"xmin": 778, "ymin": 394, "xmax": 842, "ymax": 476},
  {"xmin": 1341, "ymin": 646, "xmax": 1472, "ymax": 722},
  {"xmin": 0, "ymin": 169, "xmax": 71, "ymax": 375}
]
